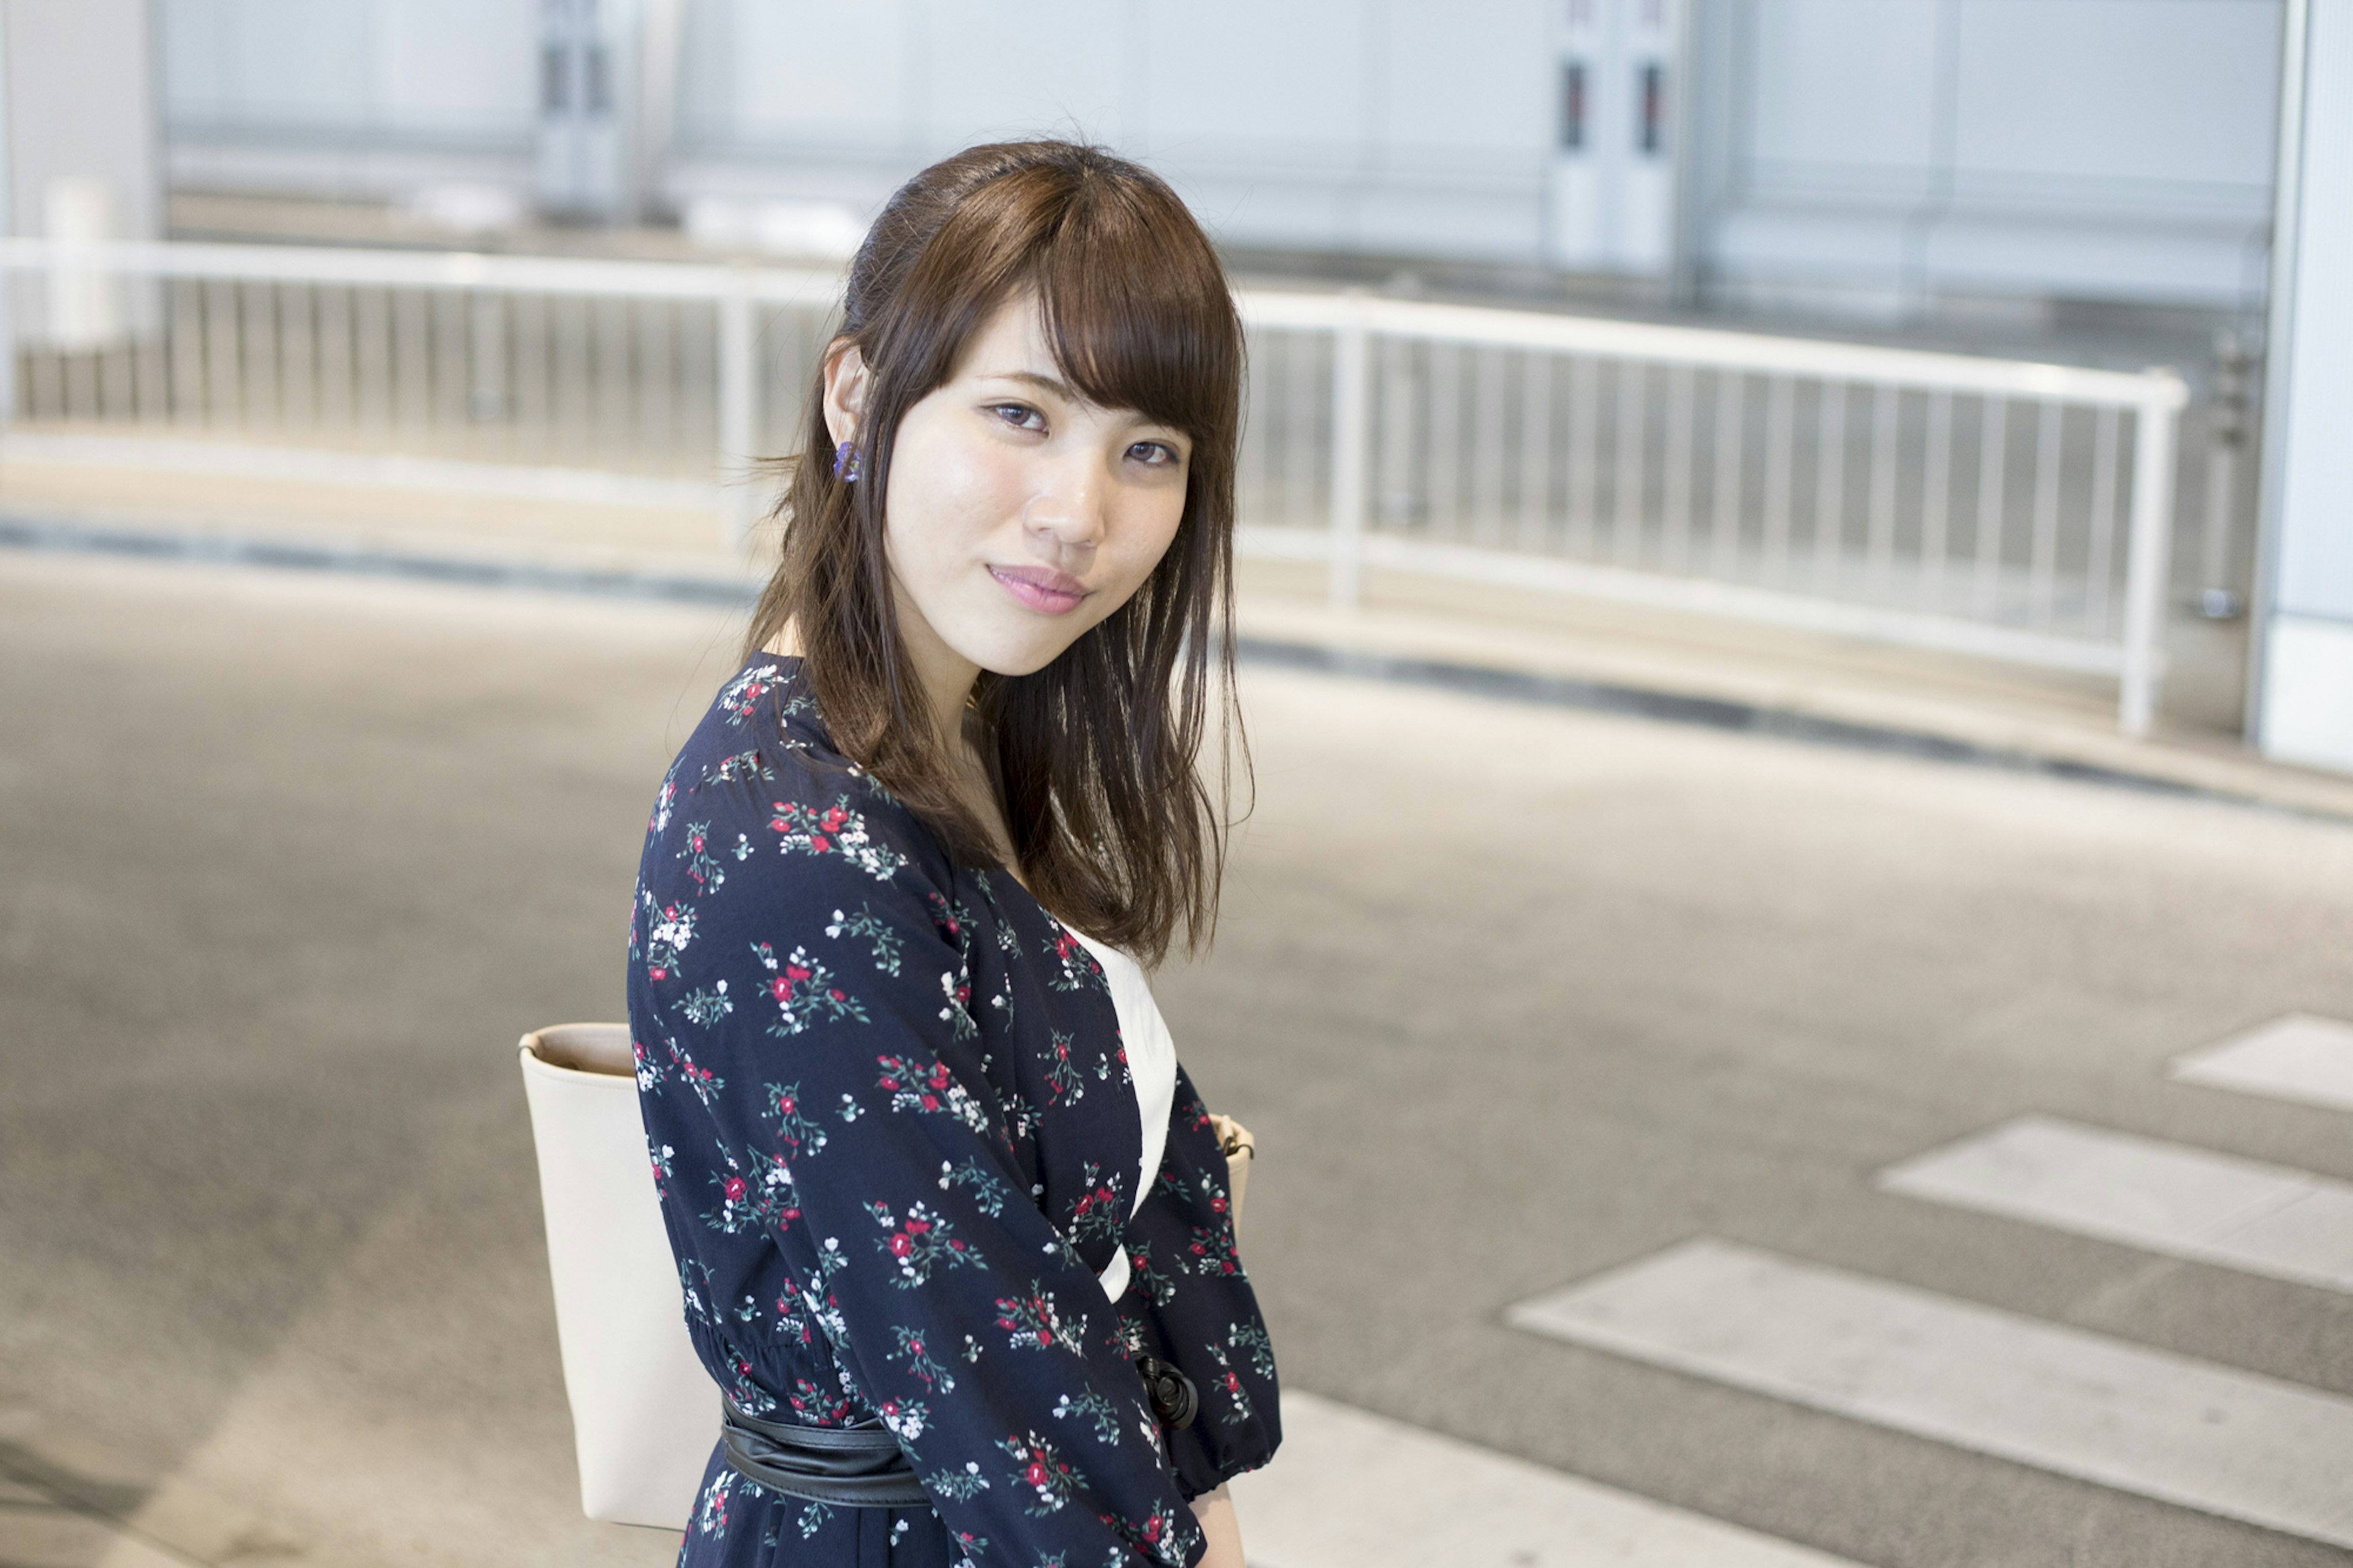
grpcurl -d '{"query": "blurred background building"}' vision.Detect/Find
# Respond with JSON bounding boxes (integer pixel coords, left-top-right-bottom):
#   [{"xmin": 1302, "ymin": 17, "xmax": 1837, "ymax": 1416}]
[
  {"xmin": 0, "ymin": 0, "xmax": 2344, "ymax": 774},
  {"xmin": 150, "ymin": 0, "xmax": 2279, "ymax": 326}
]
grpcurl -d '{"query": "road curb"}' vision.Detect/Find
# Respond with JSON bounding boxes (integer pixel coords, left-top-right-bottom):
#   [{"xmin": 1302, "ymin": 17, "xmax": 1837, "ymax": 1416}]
[{"xmin": 7, "ymin": 509, "xmax": 2346, "ymax": 827}]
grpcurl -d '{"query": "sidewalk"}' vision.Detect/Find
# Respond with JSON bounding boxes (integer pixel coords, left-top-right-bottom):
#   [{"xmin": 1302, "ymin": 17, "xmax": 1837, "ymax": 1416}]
[{"xmin": 6, "ymin": 451, "xmax": 2347, "ymax": 826}]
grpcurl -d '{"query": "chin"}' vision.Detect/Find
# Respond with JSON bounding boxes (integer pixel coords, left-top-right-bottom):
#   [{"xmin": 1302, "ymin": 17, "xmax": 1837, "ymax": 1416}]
[{"xmin": 955, "ymin": 621, "xmax": 1086, "ymax": 680}]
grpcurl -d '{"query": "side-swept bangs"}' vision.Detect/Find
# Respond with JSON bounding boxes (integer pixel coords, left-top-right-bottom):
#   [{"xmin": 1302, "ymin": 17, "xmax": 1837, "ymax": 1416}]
[
  {"xmin": 745, "ymin": 140, "xmax": 1248, "ymax": 966},
  {"xmin": 881, "ymin": 159, "xmax": 1240, "ymax": 456}
]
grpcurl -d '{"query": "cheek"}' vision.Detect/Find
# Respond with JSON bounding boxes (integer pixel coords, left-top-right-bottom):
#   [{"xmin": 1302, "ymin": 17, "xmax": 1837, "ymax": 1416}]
[
  {"xmin": 884, "ymin": 412, "xmax": 1030, "ymax": 560},
  {"xmin": 1101, "ymin": 488, "xmax": 1189, "ymax": 594}
]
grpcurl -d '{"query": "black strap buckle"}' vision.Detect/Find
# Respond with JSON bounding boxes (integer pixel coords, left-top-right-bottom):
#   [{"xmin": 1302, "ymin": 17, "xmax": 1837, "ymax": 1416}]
[{"xmin": 1133, "ymin": 1352, "xmax": 1199, "ymax": 1430}]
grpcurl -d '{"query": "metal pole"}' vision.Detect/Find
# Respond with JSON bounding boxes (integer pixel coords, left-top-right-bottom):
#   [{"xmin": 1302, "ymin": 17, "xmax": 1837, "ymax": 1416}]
[
  {"xmin": 2118, "ymin": 377, "xmax": 2183, "ymax": 736},
  {"xmin": 2245, "ymin": 0, "xmax": 2313, "ymax": 748},
  {"xmin": 718, "ymin": 268, "xmax": 756, "ymax": 553},
  {"xmin": 1327, "ymin": 295, "xmax": 1371, "ymax": 609}
]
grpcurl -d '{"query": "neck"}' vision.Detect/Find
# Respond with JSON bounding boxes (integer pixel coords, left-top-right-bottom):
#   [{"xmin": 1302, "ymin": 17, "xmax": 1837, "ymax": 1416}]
[
  {"xmin": 889, "ymin": 581, "xmax": 982, "ymax": 755},
  {"xmin": 764, "ymin": 591, "xmax": 980, "ymax": 758}
]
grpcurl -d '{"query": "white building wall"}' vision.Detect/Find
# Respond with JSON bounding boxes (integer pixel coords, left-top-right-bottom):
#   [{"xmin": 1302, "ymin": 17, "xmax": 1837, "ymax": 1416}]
[
  {"xmin": 154, "ymin": 0, "xmax": 2284, "ymax": 316},
  {"xmin": 161, "ymin": 0, "xmax": 537, "ymax": 197},
  {"xmin": 667, "ymin": 0, "xmax": 1559, "ymax": 265},
  {"xmin": 1694, "ymin": 0, "xmax": 2283, "ymax": 315}
]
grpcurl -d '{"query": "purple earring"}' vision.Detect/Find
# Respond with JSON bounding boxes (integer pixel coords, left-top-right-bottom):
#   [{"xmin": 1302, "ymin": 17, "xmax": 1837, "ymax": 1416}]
[{"xmin": 831, "ymin": 439, "xmax": 862, "ymax": 483}]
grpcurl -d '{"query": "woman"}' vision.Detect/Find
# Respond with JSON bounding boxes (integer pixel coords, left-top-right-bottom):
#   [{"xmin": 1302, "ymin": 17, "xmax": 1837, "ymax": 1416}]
[{"xmin": 627, "ymin": 140, "xmax": 1278, "ymax": 1568}]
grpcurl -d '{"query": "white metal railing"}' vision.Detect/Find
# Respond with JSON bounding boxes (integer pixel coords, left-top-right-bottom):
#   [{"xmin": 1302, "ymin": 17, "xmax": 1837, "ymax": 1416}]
[
  {"xmin": 0, "ymin": 238, "xmax": 843, "ymax": 548},
  {"xmin": 0, "ymin": 241, "xmax": 2188, "ymax": 733},
  {"xmin": 1237, "ymin": 289, "xmax": 2188, "ymax": 735}
]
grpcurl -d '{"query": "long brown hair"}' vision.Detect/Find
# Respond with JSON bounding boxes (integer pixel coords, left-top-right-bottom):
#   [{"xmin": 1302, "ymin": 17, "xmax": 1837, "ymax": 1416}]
[{"xmin": 745, "ymin": 140, "xmax": 1247, "ymax": 966}]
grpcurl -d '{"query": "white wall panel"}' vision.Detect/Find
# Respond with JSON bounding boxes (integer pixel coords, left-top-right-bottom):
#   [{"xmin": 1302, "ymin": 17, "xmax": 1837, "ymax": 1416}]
[
  {"xmin": 1707, "ymin": 0, "xmax": 2281, "ymax": 311},
  {"xmin": 369, "ymin": 0, "xmax": 536, "ymax": 135},
  {"xmin": 1382, "ymin": 0, "xmax": 1550, "ymax": 165},
  {"xmin": 1137, "ymin": 0, "xmax": 1373, "ymax": 167},
  {"xmin": 159, "ymin": 0, "xmax": 234, "ymax": 120},
  {"xmin": 162, "ymin": 0, "xmax": 534, "ymax": 139},
  {"xmin": 716, "ymin": 0, "xmax": 915, "ymax": 147},
  {"xmin": 216, "ymin": 0, "xmax": 370, "ymax": 126},
  {"xmin": 917, "ymin": 4, "xmax": 1124, "ymax": 153},
  {"xmin": 150, "ymin": 0, "xmax": 2287, "ymax": 308},
  {"xmin": 1748, "ymin": 0, "xmax": 1941, "ymax": 187},
  {"xmin": 1954, "ymin": 0, "xmax": 2281, "ymax": 194}
]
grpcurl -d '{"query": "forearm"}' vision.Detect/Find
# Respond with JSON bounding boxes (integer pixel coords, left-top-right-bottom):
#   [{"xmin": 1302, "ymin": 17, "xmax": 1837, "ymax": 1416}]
[{"xmin": 1190, "ymin": 1483, "xmax": 1243, "ymax": 1568}]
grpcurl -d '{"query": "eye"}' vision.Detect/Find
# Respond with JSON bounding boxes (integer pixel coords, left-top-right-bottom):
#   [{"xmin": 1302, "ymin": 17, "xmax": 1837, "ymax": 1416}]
[
  {"xmin": 1127, "ymin": 440, "xmax": 1182, "ymax": 468},
  {"xmin": 990, "ymin": 403, "xmax": 1046, "ymax": 433}
]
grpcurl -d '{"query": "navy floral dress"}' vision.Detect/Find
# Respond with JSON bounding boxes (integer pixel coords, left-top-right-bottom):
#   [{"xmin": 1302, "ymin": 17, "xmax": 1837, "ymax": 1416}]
[{"xmin": 626, "ymin": 656, "xmax": 1280, "ymax": 1567}]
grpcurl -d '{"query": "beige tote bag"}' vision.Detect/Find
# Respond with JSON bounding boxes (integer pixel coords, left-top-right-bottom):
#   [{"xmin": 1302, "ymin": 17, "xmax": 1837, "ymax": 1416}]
[{"xmin": 518, "ymin": 1024, "xmax": 716, "ymax": 1528}]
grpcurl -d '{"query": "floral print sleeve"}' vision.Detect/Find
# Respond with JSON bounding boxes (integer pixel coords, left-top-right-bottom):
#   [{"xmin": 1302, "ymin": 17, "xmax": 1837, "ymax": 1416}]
[
  {"xmin": 1113, "ymin": 1069, "xmax": 1281, "ymax": 1499},
  {"xmin": 628, "ymin": 657, "xmax": 1278, "ymax": 1568}
]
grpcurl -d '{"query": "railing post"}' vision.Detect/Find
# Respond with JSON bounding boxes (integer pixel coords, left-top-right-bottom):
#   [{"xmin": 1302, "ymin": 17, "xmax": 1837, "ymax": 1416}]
[
  {"xmin": 1327, "ymin": 294, "xmax": 1371, "ymax": 609},
  {"xmin": 2118, "ymin": 373, "xmax": 2184, "ymax": 737},
  {"xmin": 718, "ymin": 267, "xmax": 757, "ymax": 555}
]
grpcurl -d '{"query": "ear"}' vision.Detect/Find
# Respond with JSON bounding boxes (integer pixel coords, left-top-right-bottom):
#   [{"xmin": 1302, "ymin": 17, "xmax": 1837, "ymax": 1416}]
[{"xmin": 822, "ymin": 340, "xmax": 871, "ymax": 447}]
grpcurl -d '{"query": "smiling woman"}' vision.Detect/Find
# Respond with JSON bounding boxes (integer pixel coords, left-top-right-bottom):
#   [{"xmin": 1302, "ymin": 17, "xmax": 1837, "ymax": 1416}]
[
  {"xmin": 629, "ymin": 142, "xmax": 1273, "ymax": 1568},
  {"xmin": 746, "ymin": 142, "xmax": 1246, "ymax": 964}
]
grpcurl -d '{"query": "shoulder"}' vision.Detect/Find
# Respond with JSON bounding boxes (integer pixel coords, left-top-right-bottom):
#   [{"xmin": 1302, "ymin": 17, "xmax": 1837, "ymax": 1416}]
[{"xmin": 642, "ymin": 657, "xmax": 954, "ymax": 912}]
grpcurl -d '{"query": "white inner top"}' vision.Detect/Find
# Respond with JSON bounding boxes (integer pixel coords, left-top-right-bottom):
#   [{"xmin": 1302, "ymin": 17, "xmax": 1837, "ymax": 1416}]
[{"xmin": 1067, "ymin": 929, "xmax": 1177, "ymax": 1302}]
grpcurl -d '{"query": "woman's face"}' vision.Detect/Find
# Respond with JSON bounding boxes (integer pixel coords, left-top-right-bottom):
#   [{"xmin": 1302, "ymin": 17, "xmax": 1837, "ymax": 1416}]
[{"xmin": 831, "ymin": 292, "xmax": 1194, "ymax": 683}]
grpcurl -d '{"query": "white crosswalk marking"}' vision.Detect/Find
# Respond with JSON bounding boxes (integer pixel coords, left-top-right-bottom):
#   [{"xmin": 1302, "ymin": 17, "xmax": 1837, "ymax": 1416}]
[
  {"xmin": 1879, "ymin": 1114, "xmax": 2353, "ymax": 1294},
  {"xmin": 2172, "ymin": 1014, "xmax": 2353, "ymax": 1113},
  {"xmin": 1506, "ymin": 1240, "xmax": 2353, "ymax": 1550},
  {"xmin": 1230, "ymin": 1390, "xmax": 1863, "ymax": 1568}
]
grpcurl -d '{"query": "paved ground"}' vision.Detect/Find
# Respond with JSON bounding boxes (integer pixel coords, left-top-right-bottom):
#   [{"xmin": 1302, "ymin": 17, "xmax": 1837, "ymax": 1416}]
[{"xmin": 2, "ymin": 550, "xmax": 2350, "ymax": 1567}]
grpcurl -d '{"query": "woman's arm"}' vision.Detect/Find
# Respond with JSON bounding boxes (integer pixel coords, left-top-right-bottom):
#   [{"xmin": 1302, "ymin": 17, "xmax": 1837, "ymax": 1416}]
[
  {"xmin": 1112, "ymin": 1069, "xmax": 1283, "ymax": 1500},
  {"xmin": 1191, "ymin": 1484, "xmax": 1245, "ymax": 1568}
]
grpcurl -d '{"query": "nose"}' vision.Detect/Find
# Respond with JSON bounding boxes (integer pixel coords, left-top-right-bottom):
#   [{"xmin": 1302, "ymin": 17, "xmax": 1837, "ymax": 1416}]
[{"xmin": 1020, "ymin": 463, "xmax": 1106, "ymax": 567}]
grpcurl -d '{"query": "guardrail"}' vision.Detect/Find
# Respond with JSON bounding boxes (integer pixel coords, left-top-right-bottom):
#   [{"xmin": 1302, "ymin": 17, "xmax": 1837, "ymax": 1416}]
[
  {"xmin": 1239, "ymin": 289, "xmax": 2188, "ymax": 735},
  {"xmin": 0, "ymin": 238, "xmax": 841, "ymax": 548},
  {"xmin": 0, "ymin": 240, "xmax": 2186, "ymax": 732}
]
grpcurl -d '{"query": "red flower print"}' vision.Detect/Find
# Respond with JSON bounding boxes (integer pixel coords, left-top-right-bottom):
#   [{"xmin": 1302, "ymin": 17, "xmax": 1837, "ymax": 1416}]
[{"xmin": 722, "ymin": 1176, "xmax": 746, "ymax": 1202}]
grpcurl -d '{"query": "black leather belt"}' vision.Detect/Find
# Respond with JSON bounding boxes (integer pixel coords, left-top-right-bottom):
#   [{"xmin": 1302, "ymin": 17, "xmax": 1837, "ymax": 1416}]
[
  {"xmin": 720, "ymin": 1399, "xmax": 930, "ymax": 1507},
  {"xmin": 722, "ymin": 1354, "xmax": 1197, "ymax": 1508}
]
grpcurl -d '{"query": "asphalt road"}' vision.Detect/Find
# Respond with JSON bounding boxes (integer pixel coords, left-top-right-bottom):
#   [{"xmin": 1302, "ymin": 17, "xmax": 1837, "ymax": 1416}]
[{"xmin": 2, "ymin": 550, "xmax": 2348, "ymax": 1568}]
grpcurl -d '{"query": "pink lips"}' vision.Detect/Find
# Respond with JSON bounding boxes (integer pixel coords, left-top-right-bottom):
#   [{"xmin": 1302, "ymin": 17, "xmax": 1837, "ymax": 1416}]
[{"xmin": 987, "ymin": 564, "xmax": 1089, "ymax": 615}]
